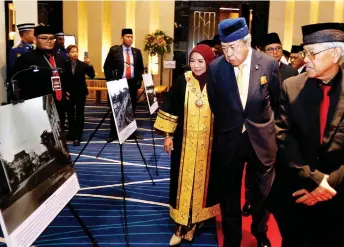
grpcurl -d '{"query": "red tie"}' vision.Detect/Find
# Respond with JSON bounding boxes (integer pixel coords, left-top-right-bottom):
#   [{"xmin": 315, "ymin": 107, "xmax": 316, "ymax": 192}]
[
  {"xmin": 125, "ymin": 48, "xmax": 131, "ymax": 79},
  {"xmin": 319, "ymin": 85, "xmax": 331, "ymax": 143},
  {"xmin": 47, "ymin": 54, "xmax": 62, "ymax": 101}
]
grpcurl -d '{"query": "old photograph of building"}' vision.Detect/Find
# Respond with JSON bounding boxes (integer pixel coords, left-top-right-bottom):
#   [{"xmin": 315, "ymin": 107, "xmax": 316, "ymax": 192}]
[{"xmin": 0, "ymin": 95, "xmax": 76, "ymax": 235}]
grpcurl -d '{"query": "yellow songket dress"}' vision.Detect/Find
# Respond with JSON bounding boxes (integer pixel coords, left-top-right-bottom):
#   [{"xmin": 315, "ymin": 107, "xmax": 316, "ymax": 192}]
[{"xmin": 154, "ymin": 71, "xmax": 220, "ymax": 239}]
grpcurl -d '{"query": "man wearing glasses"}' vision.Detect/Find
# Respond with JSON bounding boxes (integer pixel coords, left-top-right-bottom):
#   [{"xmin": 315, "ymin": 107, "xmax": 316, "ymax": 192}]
[
  {"xmin": 262, "ymin": 33, "xmax": 298, "ymax": 82},
  {"xmin": 273, "ymin": 23, "xmax": 344, "ymax": 247},
  {"xmin": 10, "ymin": 25, "xmax": 67, "ymax": 122}
]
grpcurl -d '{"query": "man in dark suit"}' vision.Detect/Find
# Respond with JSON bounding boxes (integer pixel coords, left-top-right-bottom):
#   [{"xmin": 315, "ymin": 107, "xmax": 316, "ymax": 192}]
[
  {"xmin": 289, "ymin": 44, "xmax": 306, "ymax": 74},
  {"xmin": 242, "ymin": 32, "xmax": 298, "ymax": 220},
  {"xmin": 273, "ymin": 23, "xmax": 344, "ymax": 247},
  {"xmin": 10, "ymin": 25, "xmax": 66, "ymax": 123},
  {"xmin": 262, "ymin": 33, "xmax": 298, "ymax": 82},
  {"xmin": 207, "ymin": 18, "xmax": 280, "ymax": 247},
  {"xmin": 103, "ymin": 28, "xmax": 144, "ymax": 140}
]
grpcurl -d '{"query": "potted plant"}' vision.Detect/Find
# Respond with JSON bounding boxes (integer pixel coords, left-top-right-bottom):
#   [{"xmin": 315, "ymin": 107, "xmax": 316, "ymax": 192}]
[{"xmin": 144, "ymin": 30, "xmax": 173, "ymax": 85}]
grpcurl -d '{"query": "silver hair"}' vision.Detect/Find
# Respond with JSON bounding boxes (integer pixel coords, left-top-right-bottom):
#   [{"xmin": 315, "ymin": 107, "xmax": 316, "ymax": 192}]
[
  {"xmin": 309, "ymin": 42, "xmax": 344, "ymax": 59},
  {"xmin": 240, "ymin": 34, "xmax": 252, "ymax": 48}
]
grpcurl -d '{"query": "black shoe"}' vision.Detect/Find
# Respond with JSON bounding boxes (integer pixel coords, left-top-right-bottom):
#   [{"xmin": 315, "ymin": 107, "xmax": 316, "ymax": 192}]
[
  {"xmin": 242, "ymin": 201, "xmax": 252, "ymax": 217},
  {"xmin": 106, "ymin": 132, "xmax": 118, "ymax": 143},
  {"xmin": 254, "ymin": 233, "xmax": 271, "ymax": 247},
  {"xmin": 129, "ymin": 132, "xmax": 143, "ymax": 140},
  {"xmin": 73, "ymin": 140, "xmax": 80, "ymax": 146},
  {"xmin": 106, "ymin": 136, "xmax": 115, "ymax": 143}
]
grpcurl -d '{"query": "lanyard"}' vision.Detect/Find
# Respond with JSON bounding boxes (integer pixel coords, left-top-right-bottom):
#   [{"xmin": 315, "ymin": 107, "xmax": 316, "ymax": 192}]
[{"xmin": 43, "ymin": 55, "xmax": 59, "ymax": 76}]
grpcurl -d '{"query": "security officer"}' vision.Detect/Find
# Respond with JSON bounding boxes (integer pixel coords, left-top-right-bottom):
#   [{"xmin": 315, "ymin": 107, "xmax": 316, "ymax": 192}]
[
  {"xmin": 53, "ymin": 32, "xmax": 69, "ymax": 61},
  {"xmin": 9, "ymin": 23, "xmax": 35, "ymax": 67}
]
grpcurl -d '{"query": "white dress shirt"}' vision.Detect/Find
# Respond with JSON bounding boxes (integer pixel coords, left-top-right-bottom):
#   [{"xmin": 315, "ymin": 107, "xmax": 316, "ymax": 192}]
[
  {"xmin": 280, "ymin": 55, "xmax": 289, "ymax": 65},
  {"xmin": 298, "ymin": 64, "xmax": 306, "ymax": 74},
  {"xmin": 234, "ymin": 47, "xmax": 252, "ymax": 110},
  {"xmin": 234, "ymin": 48, "xmax": 252, "ymax": 133}
]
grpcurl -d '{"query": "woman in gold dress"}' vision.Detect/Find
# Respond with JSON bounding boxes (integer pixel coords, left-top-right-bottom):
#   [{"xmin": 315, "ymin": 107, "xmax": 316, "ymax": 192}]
[{"xmin": 154, "ymin": 44, "xmax": 220, "ymax": 246}]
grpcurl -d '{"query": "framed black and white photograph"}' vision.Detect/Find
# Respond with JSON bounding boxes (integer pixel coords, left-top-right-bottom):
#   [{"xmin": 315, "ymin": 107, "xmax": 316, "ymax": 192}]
[
  {"xmin": 142, "ymin": 74, "xmax": 158, "ymax": 114},
  {"xmin": 0, "ymin": 95, "xmax": 80, "ymax": 247},
  {"xmin": 107, "ymin": 79, "xmax": 137, "ymax": 144}
]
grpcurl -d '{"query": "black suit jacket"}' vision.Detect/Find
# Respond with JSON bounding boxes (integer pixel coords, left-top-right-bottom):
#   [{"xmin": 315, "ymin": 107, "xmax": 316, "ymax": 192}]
[
  {"xmin": 64, "ymin": 60, "xmax": 95, "ymax": 98},
  {"xmin": 11, "ymin": 49, "xmax": 67, "ymax": 100},
  {"xmin": 280, "ymin": 62, "xmax": 298, "ymax": 82},
  {"xmin": 276, "ymin": 68, "xmax": 344, "ymax": 192},
  {"xmin": 103, "ymin": 45, "xmax": 144, "ymax": 88},
  {"xmin": 207, "ymin": 49, "xmax": 280, "ymax": 168}
]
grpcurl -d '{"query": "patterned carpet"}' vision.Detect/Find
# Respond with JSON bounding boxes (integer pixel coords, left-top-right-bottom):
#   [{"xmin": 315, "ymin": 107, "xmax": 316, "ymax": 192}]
[{"xmin": 0, "ymin": 102, "xmax": 281, "ymax": 247}]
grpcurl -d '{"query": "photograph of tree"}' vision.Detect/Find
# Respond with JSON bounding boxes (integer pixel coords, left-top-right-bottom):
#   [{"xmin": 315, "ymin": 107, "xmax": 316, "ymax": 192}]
[
  {"xmin": 146, "ymin": 85, "xmax": 157, "ymax": 107},
  {"xmin": 107, "ymin": 79, "xmax": 137, "ymax": 144},
  {"xmin": 111, "ymin": 87, "xmax": 135, "ymax": 133},
  {"xmin": 143, "ymin": 74, "xmax": 158, "ymax": 114}
]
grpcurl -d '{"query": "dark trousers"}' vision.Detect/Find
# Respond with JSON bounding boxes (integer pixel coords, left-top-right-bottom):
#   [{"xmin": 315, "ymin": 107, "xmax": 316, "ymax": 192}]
[
  {"xmin": 128, "ymin": 79, "xmax": 138, "ymax": 114},
  {"xmin": 66, "ymin": 96, "xmax": 86, "ymax": 140},
  {"xmin": 109, "ymin": 79, "xmax": 138, "ymax": 137},
  {"xmin": 220, "ymin": 132, "xmax": 272, "ymax": 247},
  {"xmin": 55, "ymin": 99, "xmax": 66, "ymax": 130},
  {"xmin": 244, "ymin": 153, "xmax": 270, "ymax": 237}
]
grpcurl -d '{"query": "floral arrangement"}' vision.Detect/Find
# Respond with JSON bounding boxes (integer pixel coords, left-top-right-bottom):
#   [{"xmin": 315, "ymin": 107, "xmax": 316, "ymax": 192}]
[{"xmin": 144, "ymin": 30, "xmax": 173, "ymax": 56}]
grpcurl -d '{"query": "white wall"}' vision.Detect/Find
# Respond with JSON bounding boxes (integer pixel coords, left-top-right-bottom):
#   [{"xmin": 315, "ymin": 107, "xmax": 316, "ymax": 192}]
[
  {"xmin": 269, "ymin": 0, "xmax": 344, "ymax": 51},
  {"xmin": 13, "ymin": 0, "xmax": 37, "ymax": 45}
]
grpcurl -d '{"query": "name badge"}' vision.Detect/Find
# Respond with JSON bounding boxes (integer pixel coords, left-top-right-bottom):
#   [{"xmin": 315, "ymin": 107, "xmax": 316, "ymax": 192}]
[{"xmin": 51, "ymin": 76, "xmax": 61, "ymax": 91}]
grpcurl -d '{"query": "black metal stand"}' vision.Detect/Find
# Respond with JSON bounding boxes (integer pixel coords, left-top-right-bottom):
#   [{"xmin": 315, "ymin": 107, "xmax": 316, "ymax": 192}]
[
  {"xmin": 67, "ymin": 203, "xmax": 99, "ymax": 247},
  {"xmin": 72, "ymin": 108, "xmax": 111, "ymax": 166},
  {"xmin": 96, "ymin": 136, "xmax": 155, "ymax": 185},
  {"xmin": 120, "ymin": 144, "xmax": 130, "ymax": 247},
  {"xmin": 136, "ymin": 88, "xmax": 159, "ymax": 176},
  {"xmin": 150, "ymin": 114, "xmax": 158, "ymax": 176}
]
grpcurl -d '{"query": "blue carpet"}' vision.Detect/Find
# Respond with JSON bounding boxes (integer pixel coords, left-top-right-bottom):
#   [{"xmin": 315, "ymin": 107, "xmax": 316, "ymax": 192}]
[{"xmin": 1, "ymin": 103, "xmax": 219, "ymax": 247}]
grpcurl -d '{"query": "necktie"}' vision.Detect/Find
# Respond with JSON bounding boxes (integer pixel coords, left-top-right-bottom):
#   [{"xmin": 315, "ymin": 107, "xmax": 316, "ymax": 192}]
[
  {"xmin": 236, "ymin": 64, "xmax": 246, "ymax": 132},
  {"xmin": 72, "ymin": 61, "xmax": 77, "ymax": 75},
  {"xmin": 236, "ymin": 64, "xmax": 247, "ymax": 108},
  {"xmin": 125, "ymin": 48, "xmax": 131, "ymax": 79},
  {"xmin": 48, "ymin": 54, "xmax": 63, "ymax": 101},
  {"xmin": 319, "ymin": 85, "xmax": 331, "ymax": 143}
]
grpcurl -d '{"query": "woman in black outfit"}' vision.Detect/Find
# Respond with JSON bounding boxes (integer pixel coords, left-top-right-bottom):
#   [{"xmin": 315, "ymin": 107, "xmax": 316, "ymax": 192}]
[{"xmin": 65, "ymin": 45, "xmax": 95, "ymax": 146}]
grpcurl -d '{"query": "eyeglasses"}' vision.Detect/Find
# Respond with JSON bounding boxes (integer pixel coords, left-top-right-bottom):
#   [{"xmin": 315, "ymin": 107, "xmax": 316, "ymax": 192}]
[
  {"xmin": 298, "ymin": 47, "xmax": 334, "ymax": 60},
  {"xmin": 265, "ymin": 47, "xmax": 282, "ymax": 53},
  {"xmin": 37, "ymin": 36, "xmax": 56, "ymax": 42}
]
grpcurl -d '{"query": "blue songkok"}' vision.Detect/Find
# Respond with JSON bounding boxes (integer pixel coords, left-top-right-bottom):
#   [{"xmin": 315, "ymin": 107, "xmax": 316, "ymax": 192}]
[{"xmin": 218, "ymin": 18, "xmax": 249, "ymax": 43}]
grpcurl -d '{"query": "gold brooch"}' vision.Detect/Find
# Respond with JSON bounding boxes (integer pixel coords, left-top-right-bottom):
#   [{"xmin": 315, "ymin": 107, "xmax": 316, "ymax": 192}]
[
  {"xmin": 260, "ymin": 76, "xmax": 267, "ymax": 85},
  {"xmin": 184, "ymin": 72, "xmax": 191, "ymax": 82}
]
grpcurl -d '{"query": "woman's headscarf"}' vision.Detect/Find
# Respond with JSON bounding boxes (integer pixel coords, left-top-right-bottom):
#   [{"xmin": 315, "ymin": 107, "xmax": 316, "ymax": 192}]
[
  {"xmin": 190, "ymin": 44, "xmax": 216, "ymax": 70},
  {"xmin": 189, "ymin": 44, "xmax": 216, "ymax": 85}
]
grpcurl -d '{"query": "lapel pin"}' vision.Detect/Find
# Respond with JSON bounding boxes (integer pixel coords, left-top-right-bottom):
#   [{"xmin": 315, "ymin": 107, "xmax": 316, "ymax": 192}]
[{"xmin": 255, "ymin": 65, "xmax": 259, "ymax": 70}]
